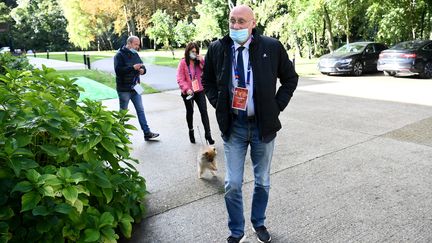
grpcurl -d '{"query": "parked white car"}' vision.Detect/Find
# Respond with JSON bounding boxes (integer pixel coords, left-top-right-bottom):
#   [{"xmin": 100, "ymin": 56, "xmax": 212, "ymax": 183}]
[{"xmin": 0, "ymin": 46, "xmax": 11, "ymax": 53}]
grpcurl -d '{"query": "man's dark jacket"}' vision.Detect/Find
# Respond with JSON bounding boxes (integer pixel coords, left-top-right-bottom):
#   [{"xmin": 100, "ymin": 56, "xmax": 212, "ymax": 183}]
[
  {"xmin": 202, "ymin": 30, "xmax": 298, "ymax": 142},
  {"xmin": 114, "ymin": 46, "xmax": 146, "ymax": 92}
]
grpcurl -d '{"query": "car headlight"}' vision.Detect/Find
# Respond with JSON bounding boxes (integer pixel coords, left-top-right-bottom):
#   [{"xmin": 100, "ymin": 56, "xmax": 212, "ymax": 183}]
[{"xmin": 339, "ymin": 58, "xmax": 352, "ymax": 64}]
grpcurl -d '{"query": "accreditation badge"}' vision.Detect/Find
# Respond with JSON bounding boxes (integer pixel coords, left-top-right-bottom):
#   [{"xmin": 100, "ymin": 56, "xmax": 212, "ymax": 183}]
[
  {"xmin": 232, "ymin": 87, "xmax": 248, "ymax": 111},
  {"xmin": 192, "ymin": 79, "xmax": 200, "ymax": 92}
]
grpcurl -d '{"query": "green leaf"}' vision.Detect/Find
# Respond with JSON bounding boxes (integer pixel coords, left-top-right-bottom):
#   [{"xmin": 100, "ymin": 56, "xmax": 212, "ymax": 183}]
[
  {"xmin": 32, "ymin": 206, "xmax": 50, "ymax": 216},
  {"xmin": 98, "ymin": 212, "xmax": 114, "ymax": 229},
  {"xmin": 7, "ymin": 158, "xmax": 38, "ymax": 177},
  {"xmin": 62, "ymin": 186, "xmax": 78, "ymax": 204},
  {"xmin": 73, "ymin": 199, "xmax": 83, "ymax": 214},
  {"xmin": 100, "ymin": 227, "xmax": 118, "ymax": 242},
  {"xmin": 57, "ymin": 167, "xmax": 71, "ymax": 180},
  {"xmin": 39, "ymin": 185, "xmax": 55, "ymax": 197},
  {"xmin": 76, "ymin": 140, "xmax": 91, "ymax": 155},
  {"xmin": 15, "ymin": 134, "xmax": 32, "ymax": 147},
  {"xmin": 41, "ymin": 174, "xmax": 62, "ymax": 186},
  {"xmin": 92, "ymin": 171, "xmax": 112, "ymax": 188},
  {"xmin": 84, "ymin": 228, "xmax": 100, "ymax": 242},
  {"xmin": 0, "ymin": 222, "xmax": 9, "ymax": 243},
  {"xmin": 0, "ymin": 207, "xmax": 14, "ymax": 220},
  {"xmin": 26, "ymin": 169, "xmax": 41, "ymax": 183},
  {"xmin": 119, "ymin": 218, "xmax": 133, "ymax": 238},
  {"xmin": 12, "ymin": 181, "xmax": 33, "ymax": 193},
  {"xmin": 102, "ymin": 188, "xmax": 113, "ymax": 203},
  {"xmin": 21, "ymin": 191, "xmax": 41, "ymax": 212},
  {"xmin": 123, "ymin": 124, "xmax": 138, "ymax": 131},
  {"xmin": 88, "ymin": 135, "xmax": 102, "ymax": 148},
  {"xmin": 40, "ymin": 144, "xmax": 66, "ymax": 156},
  {"xmin": 69, "ymin": 172, "xmax": 86, "ymax": 184},
  {"xmin": 100, "ymin": 139, "xmax": 117, "ymax": 155},
  {"xmin": 12, "ymin": 148, "xmax": 34, "ymax": 157},
  {"xmin": 54, "ymin": 203, "xmax": 73, "ymax": 214}
]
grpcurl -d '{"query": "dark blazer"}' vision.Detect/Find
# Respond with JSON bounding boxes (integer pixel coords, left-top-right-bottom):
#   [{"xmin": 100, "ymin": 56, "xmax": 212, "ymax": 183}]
[
  {"xmin": 202, "ymin": 30, "xmax": 298, "ymax": 142},
  {"xmin": 114, "ymin": 46, "xmax": 146, "ymax": 92}
]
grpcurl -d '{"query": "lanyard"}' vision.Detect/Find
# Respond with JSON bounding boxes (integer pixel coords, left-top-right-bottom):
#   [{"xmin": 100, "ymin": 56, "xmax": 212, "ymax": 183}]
[
  {"xmin": 186, "ymin": 62, "xmax": 197, "ymax": 80},
  {"xmin": 232, "ymin": 45, "xmax": 251, "ymax": 86}
]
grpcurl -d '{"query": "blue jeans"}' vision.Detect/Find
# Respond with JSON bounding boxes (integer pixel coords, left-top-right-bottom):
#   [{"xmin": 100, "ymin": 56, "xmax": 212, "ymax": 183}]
[
  {"xmin": 118, "ymin": 91, "xmax": 150, "ymax": 134},
  {"xmin": 223, "ymin": 117, "xmax": 275, "ymax": 238}
]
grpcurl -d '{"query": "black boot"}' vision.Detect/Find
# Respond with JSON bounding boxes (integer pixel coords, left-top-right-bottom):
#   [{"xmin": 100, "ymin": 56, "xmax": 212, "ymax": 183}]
[
  {"xmin": 189, "ymin": 129, "xmax": 195, "ymax": 143},
  {"xmin": 205, "ymin": 133, "xmax": 215, "ymax": 145}
]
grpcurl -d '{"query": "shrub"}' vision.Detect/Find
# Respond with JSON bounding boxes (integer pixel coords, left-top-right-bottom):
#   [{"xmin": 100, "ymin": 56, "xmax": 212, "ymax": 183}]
[
  {"xmin": 0, "ymin": 66, "xmax": 146, "ymax": 242},
  {"xmin": 0, "ymin": 53, "xmax": 33, "ymax": 75}
]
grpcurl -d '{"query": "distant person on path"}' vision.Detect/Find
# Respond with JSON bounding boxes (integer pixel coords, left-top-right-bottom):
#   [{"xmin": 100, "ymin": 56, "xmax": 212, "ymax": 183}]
[
  {"xmin": 202, "ymin": 5, "xmax": 298, "ymax": 243},
  {"xmin": 114, "ymin": 36, "xmax": 159, "ymax": 141},
  {"xmin": 176, "ymin": 42, "xmax": 214, "ymax": 145}
]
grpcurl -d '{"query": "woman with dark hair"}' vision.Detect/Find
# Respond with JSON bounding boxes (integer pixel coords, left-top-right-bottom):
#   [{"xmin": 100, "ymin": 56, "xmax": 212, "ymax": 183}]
[{"xmin": 176, "ymin": 42, "xmax": 214, "ymax": 145}]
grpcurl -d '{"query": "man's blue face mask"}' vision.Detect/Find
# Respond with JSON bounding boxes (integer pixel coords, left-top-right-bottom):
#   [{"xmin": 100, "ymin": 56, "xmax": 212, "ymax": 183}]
[
  {"xmin": 229, "ymin": 28, "xmax": 249, "ymax": 44},
  {"xmin": 129, "ymin": 48, "xmax": 138, "ymax": 54}
]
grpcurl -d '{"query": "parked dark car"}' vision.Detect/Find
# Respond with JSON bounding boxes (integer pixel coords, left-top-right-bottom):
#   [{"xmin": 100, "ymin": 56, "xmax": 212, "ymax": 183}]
[
  {"xmin": 377, "ymin": 40, "xmax": 432, "ymax": 78},
  {"xmin": 318, "ymin": 42, "xmax": 388, "ymax": 76}
]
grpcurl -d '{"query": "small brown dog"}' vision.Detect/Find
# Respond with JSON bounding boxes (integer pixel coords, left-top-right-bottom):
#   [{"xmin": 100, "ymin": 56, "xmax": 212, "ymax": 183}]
[{"xmin": 197, "ymin": 146, "xmax": 218, "ymax": 178}]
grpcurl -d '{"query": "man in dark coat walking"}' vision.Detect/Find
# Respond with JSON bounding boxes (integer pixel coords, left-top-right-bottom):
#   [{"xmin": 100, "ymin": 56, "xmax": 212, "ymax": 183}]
[{"xmin": 114, "ymin": 36, "xmax": 159, "ymax": 141}]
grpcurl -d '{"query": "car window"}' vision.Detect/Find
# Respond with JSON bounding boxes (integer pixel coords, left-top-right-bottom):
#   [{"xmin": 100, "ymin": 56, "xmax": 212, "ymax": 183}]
[
  {"xmin": 334, "ymin": 43, "xmax": 368, "ymax": 53},
  {"xmin": 422, "ymin": 43, "xmax": 432, "ymax": 51},
  {"xmin": 365, "ymin": 45, "xmax": 375, "ymax": 53},
  {"xmin": 392, "ymin": 40, "xmax": 428, "ymax": 50}
]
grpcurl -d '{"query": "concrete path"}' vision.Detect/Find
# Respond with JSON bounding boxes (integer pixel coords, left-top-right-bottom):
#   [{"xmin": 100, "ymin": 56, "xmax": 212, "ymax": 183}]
[
  {"xmin": 92, "ymin": 58, "xmax": 178, "ymax": 91},
  {"xmin": 27, "ymin": 57, "xmax": 86, "ymax": 70}
]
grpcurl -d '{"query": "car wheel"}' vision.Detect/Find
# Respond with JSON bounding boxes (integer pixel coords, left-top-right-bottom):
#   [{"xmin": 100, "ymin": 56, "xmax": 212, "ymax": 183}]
[
  {"xmin": 420, "ymin": 62, "xmax": 432, "ymax": 79},
  {"xmin": 383, "ymin": 71, "xmax": 396, "ymax": 76},
  {"xmin": 352, "ymin": 61, "xmax": 363, "ymax": 76}
]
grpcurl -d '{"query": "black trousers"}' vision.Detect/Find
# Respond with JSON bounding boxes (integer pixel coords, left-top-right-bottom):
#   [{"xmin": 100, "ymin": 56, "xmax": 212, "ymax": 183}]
[{"xmin": 181, "ymin": 91, "xmax": 211, "ymax": 136}]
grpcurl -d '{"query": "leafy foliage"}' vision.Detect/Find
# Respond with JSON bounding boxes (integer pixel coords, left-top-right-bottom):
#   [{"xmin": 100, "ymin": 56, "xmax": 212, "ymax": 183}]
[
  {"xmin": 10, "ymin": 0, "xmax": 70, "ymax": 51},
  {"xmin": 0, "ymin": 66, "xmax": 146, "ymax": 242},
  {"xmin": 0, "ymin": 53, "xmax": 33, "ymax": 75}
]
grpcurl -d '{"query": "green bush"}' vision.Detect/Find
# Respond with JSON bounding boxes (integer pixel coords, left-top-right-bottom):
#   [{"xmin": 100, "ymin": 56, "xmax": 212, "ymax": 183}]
[
  {"xmin": 0, "ymin": 53, "xmax": 33, "ymax": 75},
  {"xmin": 0, "ymin": 66, "xmax": 146, "ymax": 242}
]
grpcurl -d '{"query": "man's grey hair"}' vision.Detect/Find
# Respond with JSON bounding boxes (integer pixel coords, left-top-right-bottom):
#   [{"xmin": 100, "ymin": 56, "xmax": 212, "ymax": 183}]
[{"xmin": 127, "ymin": 36, "xmax": 140, "ymax": 44}]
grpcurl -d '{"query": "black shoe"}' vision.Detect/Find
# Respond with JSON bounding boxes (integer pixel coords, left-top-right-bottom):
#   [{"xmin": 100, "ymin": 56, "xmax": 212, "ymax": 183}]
[
  {"xmin": 144, "ymin": 131, "xmax": 159, "ymax": 141},
  {"xmin": 205, "ymin": 134, "xmax": 215, "ymax": 145},
  {"xmin": 253, "ymin": 226, "xmax": 271, "ymax": 243},
  {"xmin": 189, "ymin": 129, "xmax": 195, "ymax": 143},
  {"xmin": 227, "ymin": 234, "xmax": 245, "ymax": 243}
]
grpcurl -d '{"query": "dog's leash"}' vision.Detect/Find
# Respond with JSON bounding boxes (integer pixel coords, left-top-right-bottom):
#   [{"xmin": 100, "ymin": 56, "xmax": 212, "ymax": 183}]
[{"xmin": 196, "ymin": 125, "xmax": 208, "ymax": 145}]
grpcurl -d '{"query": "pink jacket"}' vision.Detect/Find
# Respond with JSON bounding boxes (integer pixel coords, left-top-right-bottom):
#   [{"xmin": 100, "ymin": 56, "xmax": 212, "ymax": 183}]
[{"xmin": 176, "ymin": 58, "xmax": 204, "ymax": 94}]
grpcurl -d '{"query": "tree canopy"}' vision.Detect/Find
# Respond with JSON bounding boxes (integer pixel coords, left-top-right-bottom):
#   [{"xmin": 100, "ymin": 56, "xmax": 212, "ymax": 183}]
[{"xmin": 1, "ymin": 0, "xmax": 431, "ymax": 55}]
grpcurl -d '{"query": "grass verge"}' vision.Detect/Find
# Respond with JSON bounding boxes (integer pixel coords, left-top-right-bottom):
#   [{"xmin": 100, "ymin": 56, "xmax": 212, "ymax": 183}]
[{"xmin": 55, "ymin": 69, "xmax": 159, "ymax": 94}]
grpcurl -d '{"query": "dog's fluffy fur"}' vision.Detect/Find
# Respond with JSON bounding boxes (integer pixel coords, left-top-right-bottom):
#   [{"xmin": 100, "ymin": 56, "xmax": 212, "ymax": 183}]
[{"xmin": 197, "ymin": 146, "xmax": 218, "ymax": 178}]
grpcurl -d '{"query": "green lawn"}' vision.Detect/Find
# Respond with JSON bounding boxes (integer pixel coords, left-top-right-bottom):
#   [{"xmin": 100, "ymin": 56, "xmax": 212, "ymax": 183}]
[
  {"xmin": 55, "ymin": 69, "xmax": 158, "ymax": 94},
  {"xmin": 141, "ymin": 56, "xmax": 181, "ymax": 68}
]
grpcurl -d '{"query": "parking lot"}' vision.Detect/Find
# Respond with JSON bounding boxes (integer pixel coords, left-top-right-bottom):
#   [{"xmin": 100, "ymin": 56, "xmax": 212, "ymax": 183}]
[{"xmin": 298, "ymin": 73, "xmax": 432, "ymax": 106}]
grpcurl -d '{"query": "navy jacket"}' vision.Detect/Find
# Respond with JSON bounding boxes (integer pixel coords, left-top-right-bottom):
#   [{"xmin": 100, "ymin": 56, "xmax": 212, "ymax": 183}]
[
  {"xmin": 114, "ymin": 46, "xmax": 146, "ymax": 92},
  {"xmin": 202, "ymin": 30, "xmax": 298, "ymax": 142}
]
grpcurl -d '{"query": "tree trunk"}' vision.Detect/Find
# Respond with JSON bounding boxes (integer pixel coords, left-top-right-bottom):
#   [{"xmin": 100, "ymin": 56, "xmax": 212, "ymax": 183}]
[
  {"xmin": 323, "ymin": 4, "xmax": 334, "ymax": 52},
  {"xmin": 345, "ymin": 0, "xmax": 350, "ymax": 44},
  {"xmin": 313, "ymin": 27, "xmax": 318, "ymax": 56},
  {"xmin": 123, "ymin": 4, "xmax": 136, "ymax": 36}
]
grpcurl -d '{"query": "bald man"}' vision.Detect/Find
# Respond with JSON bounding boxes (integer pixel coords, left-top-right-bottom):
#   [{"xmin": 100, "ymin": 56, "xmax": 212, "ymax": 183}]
[
  {"xmin": 114, "ymin": 36, "xmax": 159, "ymax": 141},
  {"xmin": 202, "ymin": 5, "xmax": 298, "ymax": 243}
]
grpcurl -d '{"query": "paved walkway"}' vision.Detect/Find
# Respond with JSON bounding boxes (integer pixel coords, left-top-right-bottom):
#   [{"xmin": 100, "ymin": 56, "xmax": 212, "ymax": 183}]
[
  {"xmin": 28, "ymin": 57, "xmax": 432, "ymax": 242},
  {"xmin": 92, "ymin": 58, "xmax": 178, "ymax": 91},
  {"xmin": 28, "ymin": 57, "xmax": 86, "ymax": 70}
]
